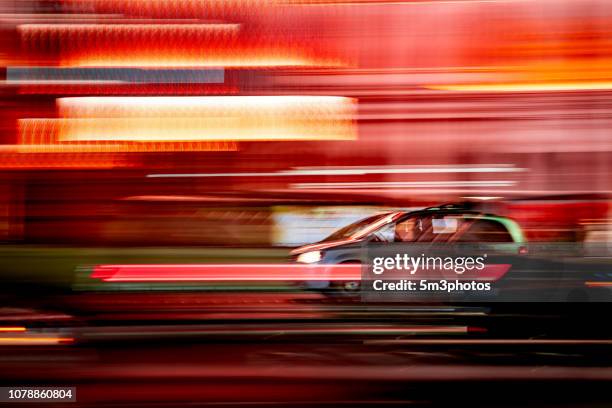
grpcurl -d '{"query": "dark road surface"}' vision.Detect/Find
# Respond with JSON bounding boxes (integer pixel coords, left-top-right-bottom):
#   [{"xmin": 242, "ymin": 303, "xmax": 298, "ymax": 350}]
[{"xmin": 1, "ymin": 290, "xmax": 612, "ymax": 406}]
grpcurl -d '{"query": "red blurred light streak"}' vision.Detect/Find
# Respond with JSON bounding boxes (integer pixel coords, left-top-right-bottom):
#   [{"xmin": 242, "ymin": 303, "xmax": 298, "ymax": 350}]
[
  {"xmin": 92, "ymin": 264, "xmax": 363, "ymax": 282},
  {"xmin": 585, "ymin": 282, "xmax": 612, "ymax": 287},
  {"xmin": 92, "ymin": 263, "xmax": 511, "ymax": 282},
  {"xmin": 0, "ymin": 152, "xmax": 139, "ymax": 168}
]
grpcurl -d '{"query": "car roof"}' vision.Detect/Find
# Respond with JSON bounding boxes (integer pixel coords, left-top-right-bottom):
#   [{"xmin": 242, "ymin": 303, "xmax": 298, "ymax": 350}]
[{"xmin": 401, "ymin": 203, "xmax": 500, "ymax": 218}]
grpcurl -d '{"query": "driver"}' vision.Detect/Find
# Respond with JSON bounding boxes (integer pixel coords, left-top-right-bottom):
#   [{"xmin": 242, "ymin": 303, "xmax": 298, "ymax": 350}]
[{"xmin": 395, "ymin": 219, "xmax": 417, "ymax": 242}]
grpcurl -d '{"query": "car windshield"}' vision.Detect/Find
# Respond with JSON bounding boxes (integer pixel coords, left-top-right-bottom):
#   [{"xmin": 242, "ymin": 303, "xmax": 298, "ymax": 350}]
[{"xmin": 322, "ymin": 213, "xmax": 391, "ymax": 242}]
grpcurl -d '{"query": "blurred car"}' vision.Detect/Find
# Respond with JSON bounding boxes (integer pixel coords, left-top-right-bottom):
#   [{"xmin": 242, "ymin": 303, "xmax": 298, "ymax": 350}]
[{"xmin": 291, "ymin": 204, "xmax": 527, "ymax": 291}]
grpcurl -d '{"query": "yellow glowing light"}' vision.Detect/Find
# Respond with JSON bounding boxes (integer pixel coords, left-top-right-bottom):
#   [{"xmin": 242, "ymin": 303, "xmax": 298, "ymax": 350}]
[
  {"xmin": 44, "ymin": 96, "xmax": 357, "ymax": 142},
  {"xmin": 0, "ymin": 327, "xmax": 26, "ymax": 332},
  {"xmin": 0, "ymin": 337, "xmax": 73, "ymax": 345},
  {"xmin": 49, "ymin": 119, "xmax": 355, "ymax": 142}
]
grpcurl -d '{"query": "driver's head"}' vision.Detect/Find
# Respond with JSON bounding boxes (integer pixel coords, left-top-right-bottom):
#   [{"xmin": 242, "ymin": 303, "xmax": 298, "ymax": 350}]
[{"xmin": 395, "ymin": 219, "xmax": 416, "ymax": 242}]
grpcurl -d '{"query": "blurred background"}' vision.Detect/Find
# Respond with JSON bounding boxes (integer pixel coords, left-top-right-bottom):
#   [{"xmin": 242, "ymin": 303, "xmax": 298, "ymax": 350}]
[
  {"xmin": 0, "ymin": 0, "xmax": 612, "ymax": 406},
  {"xmin": 0, "ymin": 0, "xmax": 610, "ymax": 253}
]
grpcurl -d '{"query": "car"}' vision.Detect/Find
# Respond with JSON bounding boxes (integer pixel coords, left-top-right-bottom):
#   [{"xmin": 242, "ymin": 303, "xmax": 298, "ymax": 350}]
[{"xmin": 291, "ymin": 203, "xmax": 527, "ymax": 292}]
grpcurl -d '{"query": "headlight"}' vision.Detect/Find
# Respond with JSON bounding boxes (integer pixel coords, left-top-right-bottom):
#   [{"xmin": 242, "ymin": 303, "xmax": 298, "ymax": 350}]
[{"xmin": 296, "ymin": 251, "xmax": 322, "ymax": 264}]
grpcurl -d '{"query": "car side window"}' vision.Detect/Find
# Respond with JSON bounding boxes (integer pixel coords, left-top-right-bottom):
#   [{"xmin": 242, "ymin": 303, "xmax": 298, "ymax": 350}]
[
  {"xmin": 394, "ymin": 216, "xmax": 456, "ymax": 242},
  {"xmin": 457, "ymin": 219, "xmax": 513, "ymax": 243}
]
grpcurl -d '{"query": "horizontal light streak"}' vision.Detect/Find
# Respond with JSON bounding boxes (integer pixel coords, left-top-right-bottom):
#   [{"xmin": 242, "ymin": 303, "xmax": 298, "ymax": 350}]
[
  {"xmin": 56, "ymin": 95, "xmax": 353, "ymax": 116},
  {"xmin": 59, "ymin": 0, "xmax": 258, "ymax": 13},
  {"xmin": 19, "ymin": 24, "xmax": 333, "ymax": 67},
  {"xmin": 17, "ymin": 119, "xmax": 240, "ymax": 151},
  {"xmin": 38, "ymin": 96, "xmax": 356, "ymax": 142},
  {"xmin": 18, "ymin": 96, "xmax": 354, "ymax": 149},
  {"xmin": 0, "ymin": 152, "xmax": 137, "ymax": 168},
  {"xmin": 365, "ymin": 339, "xmax": 612, "ymax": 345},
  {"xmin": 92, "ymin": 264, "xmax": 362, "ymax": 282},
  {"xmin": 275, "ymin": 188, "xmax": 608, "ymax": 197},
  {"xmin": 121, "ymin": 195, "xmax": 292, "ymax": 203},
  {"xmin": 0, "ymin": 327, "xmax": 26, "ymax": 332},
  {"xmin": 76, "ymin": 0, "xmax": 501, "ymax": 15},
  {"xmin": 18, "ymin": 22, "xmax": 240, "ymax": 32},
  {"xmin": 0, "ymin": 327, "xmax": 73, "ymax": 346},
  {"xmin": 50, "ymin": 118, "xmax": 353, "ymax": 142},
  {"xmin": 463, "ymin": 196, "xmax": 504, "ymax": 201},
  {"xmin": 585, "ymin": 282, "xmax": 612, "ymax": 287},
  {"xmin": 0, "ymin": 337, "xmax": 73, "ymax": 345},
  {"xmin": 14, "ymin": 83, "xmax": 237, "ymax": 96},
  {"xmin": 61, "ymin": 57, "xmax": 315, "ymax": 68},
  {"xmin": 428, "ymin": 82, "xmax": 612, "ymax": 92},
  {"xmin": 291, "ymin": 181, "xmax": 516, "ymax": 189},
  {"xmin": 284, "ymin": 0, "xmax": 514, "ymax": 4},
  {"xmin": 64, "ymin": 57, "xmax": 316, "ymax": 68},
  {"xmin": 14, "ymin": 142, "xmax": 238, "ymax": 153},
  {"xmin": 7, "ymin": 67, "xmax": 224, "ymax": 84},
  {"xmin": 83, "ymin": 325, "xmax": 469, "ymax": 338},
  {"xmin": 91, "ymin": 262, "xmax": 507, "ymax": 283},
  {"xmin": 147, "ymin": 164, "xmax": 524, "ymax": 178}
]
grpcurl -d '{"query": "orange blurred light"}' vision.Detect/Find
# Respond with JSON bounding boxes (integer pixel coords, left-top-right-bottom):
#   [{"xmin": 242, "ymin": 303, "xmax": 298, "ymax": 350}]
[
  {"xmin": 0, "ymin": 152, "xmax": 138, "ymax": 168},
  {"xmin": 17, "ymin": 119, "xmax": 240, "ymax": 152},
  {"xmin": 0, "ymin": 327, "xmax": 26, "ymax": 332},
  {"xmin": 44, "ymin": 118, "xmax": 355, "ymax": 142},
  {"xmin": 0, "ymin": 337, "xmax": 74, "ymax": 345},
  {"xmin": 427, "ymin": 82, "xmax": 612, "ymax": 92},
  {"xmin": 18, "ymin": 24, "xmax": 337, "ymax": 67}
]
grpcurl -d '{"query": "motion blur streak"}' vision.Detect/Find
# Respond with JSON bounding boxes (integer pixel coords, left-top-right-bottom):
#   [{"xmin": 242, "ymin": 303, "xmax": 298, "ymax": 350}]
[
  {"xmin": 0, "ymin": 337, "xmax": 74, "ymax": 345},
  {"xmin": 0, "ymin": 152, "xmax": 137, "ymax": 168},
  {"xmin": 291, "ymin": 181, "xmax": 516, "ymax": 189},
  {"xmin": 92, "ymin": 264, "xmax": 362, "ymax": 282},
  {"xmin": 428, "ymin": 82, "xmax": 612, "ymax": 92},
  {"xmin": 585, "ymin": 282, "xmax": 612, "ymax": 287},
  {"xmin": 366, "ymin": 339, "xmax": 612, "ymax": 345},
  {"xmin": 147, "ymin": 164, "xmax": 525, "ymax": 178},
  {"xmin": 56, "ymin": 96, "xmax": 354, "ymax": 117},
  {"xmin": 79, "ymin": 325, "xmax": 471, "ymax": 338},
  {"xmin": 0, "ymin": 327, "xmax": 26, "ymax": 332},
  {"xmin": 18, "ymin": 23, "xmax": 338, "ymax": 67},
  {"xmin": 28, "ymin": 96, "xmax": 356, "ymax": 142},
  {"xmin": 36, "ymin": 117, "xmax": 353, "ymax": 142}
]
